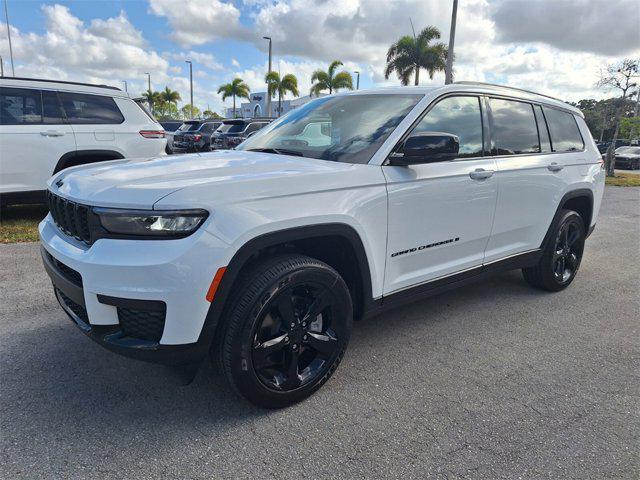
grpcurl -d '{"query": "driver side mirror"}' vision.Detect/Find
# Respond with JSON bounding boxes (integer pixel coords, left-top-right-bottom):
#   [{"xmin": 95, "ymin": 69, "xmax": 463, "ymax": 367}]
[{"xmin": 388, "ymin": 132, "xmax": 459, "ymax": 166}]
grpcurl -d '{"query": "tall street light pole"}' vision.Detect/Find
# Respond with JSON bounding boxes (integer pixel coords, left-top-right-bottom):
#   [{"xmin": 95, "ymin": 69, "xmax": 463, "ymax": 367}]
[
  {"xmin": 4, "ymin": 0, "xmax": 15, "ymax": 76},
  {"xmin": 186, "ymin": 60, "xmax": 193, "ymax": 119},
  {"xmin": 263, "ymin": 36, "xmax": 272, "ymax": 118},
  {"xmin": 445, "ymin": 0, "xmax": 458, "ymax": 85},
  {"xmin": 354, "ymin": 71, "xmax": 360, "ymax": 90},
  {"xmin": 0, "ymin": 55, "xmax": 3, "ymax": 77},
  {"xmin": 145, "ymin": 72, "xmax": 151, "ymax": 92}
]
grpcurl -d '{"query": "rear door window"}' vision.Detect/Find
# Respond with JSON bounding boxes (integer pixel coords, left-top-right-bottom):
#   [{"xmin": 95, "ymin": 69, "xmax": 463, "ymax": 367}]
[
  {"xmin": 543, "ymin": 107, "xmax": 584, "ymax": 152},
  {"xmin": 59, "ymin": 92, "xmax": 124, "ymax": 124},
  {"xmin": 0, "ymin": 87, "xmax": 42, "ymax": 124},
  {"xmin": 489, "ymin": 98, "xmax": 539, "ymax": 155}
]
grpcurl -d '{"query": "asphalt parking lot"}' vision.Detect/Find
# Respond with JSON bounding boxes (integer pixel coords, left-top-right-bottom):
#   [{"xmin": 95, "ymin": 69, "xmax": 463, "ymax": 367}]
[{"xmin": 1, "ymin": 186, "xmax": 638, "ymax": 479}]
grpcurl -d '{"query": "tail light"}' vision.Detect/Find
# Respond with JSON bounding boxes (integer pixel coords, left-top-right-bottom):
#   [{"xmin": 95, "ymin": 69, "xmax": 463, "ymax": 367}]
[
  {"xmin": 227, "ymin": 136, "xmax": 243, "ymax": 147},
  {"xmin": 139, "ymin": 130, "xmax": 165, "ymax": 139},
  {"xmin": 193, "ymin": 134, "xmax": 202, "ymax": 141}
]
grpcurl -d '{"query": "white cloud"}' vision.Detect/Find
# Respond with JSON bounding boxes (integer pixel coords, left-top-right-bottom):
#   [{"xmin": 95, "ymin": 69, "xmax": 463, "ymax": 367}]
[
  {"xmin": 231, "ymin": 58, "xmax": 241, "ymax": 68},
  {"xmin": 88, "ymin": 11, "xmax": 146, "ymax": 48},
  {"xmin": 169, "ymin": 51, "xmax": 224, "ymax": 71},
  {"xmin": 148, "ymin": 0, "xmax": 248, "ymax": 47},
  {"xmin": 0, "ymin": 5, "xmax": 167, "ymax": 83}
]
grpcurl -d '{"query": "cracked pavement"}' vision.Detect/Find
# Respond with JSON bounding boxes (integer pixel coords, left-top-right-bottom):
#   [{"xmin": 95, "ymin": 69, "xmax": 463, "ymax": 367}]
[{"xmin": 1, "ymin": 186, "xmax": 638, "ymax": 479}]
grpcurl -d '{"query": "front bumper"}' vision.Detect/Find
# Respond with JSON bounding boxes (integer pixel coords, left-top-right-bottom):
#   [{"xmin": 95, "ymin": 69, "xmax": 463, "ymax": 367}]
[{"xmin": 40, "ymin": 215, "xmax": 230, "ymax": 365}]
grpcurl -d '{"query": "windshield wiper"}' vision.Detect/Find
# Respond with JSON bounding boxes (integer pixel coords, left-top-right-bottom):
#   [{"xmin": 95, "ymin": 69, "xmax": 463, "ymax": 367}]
[{"xmin": 246, "ymin": 147, "xmax": 304, "ymax": 157}]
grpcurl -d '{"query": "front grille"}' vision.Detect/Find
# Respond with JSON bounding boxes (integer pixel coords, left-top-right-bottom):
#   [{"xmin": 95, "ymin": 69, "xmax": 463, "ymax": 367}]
[
  {"xmin": 47, "ymin": 191, "xmax": 92, "ymax": 244},
  {"xmin": 57, "ymin": 288, "xmax": 89, "ymax": 324},
  {"xmin": 45, "ymin": 250, "xmax": 82, "ymax": 287},
  {"xmin": 117, "ymin": 306, "xmax": 166, "ymax": 343}
]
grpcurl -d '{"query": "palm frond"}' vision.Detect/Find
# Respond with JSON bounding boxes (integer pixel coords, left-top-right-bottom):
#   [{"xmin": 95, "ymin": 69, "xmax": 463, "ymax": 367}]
[{"xmin": 332, "ymin": 71, "xmax": 353, "ymax": 91}]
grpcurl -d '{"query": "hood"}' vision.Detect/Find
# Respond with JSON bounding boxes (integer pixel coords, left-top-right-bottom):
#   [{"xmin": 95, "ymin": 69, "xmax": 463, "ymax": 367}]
[{"xmin": 49, "ymin": 150, "xmax": 371, "ymax": 209}]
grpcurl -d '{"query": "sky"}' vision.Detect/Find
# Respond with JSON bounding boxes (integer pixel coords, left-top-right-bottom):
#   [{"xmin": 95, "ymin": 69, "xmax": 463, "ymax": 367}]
[{"xmin": 1, "ymin": 0, "xmax": 639, "ymax": 115}]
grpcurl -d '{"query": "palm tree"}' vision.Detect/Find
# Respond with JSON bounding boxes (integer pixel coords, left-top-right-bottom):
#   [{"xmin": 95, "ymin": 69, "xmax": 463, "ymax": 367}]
[
  {"xmin": 141, "ymin": 89, "xmax": 162, "ymax": 114},
  {"xmin": 385, "ymin": 26, "xmax": 448, "ymax": 86},
  {"xmin": 310, "ymin": 61, "xmax": 353, "ymax": 96},
  {"xmin": 160, "ymin": 86, "xmax": 181, "ymax": 105},
  {"xmin": 265, "ymin": 71, "xmax": 299, "ymax": 116},
  {"xmin": 217, "ymin": 78, "xmax": 250, "ymax": 118}
]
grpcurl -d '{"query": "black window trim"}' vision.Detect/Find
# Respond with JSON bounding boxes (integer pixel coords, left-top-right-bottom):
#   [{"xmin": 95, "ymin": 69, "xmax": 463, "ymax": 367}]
[
  {"xmin": 533, "ymin": 104, "xmax": 552, "ymax": 153},
  {"xmin": 387, "ymin": 92, "xmax": 487, "ymax": 164}
]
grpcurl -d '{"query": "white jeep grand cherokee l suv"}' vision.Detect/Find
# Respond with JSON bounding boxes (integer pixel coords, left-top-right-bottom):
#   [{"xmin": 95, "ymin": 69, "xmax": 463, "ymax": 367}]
[
  {"xmin": 0, "ymin": 77, "xmax": 166, "ymax": 206},
  {"xmin": 40, "ymin": 83, "xmax": 605, "ymax": 408}
]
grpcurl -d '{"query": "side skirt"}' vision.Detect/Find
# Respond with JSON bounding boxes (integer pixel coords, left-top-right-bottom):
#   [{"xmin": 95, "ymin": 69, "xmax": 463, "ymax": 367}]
[{"xmin": 363, "ymin": 249, "xmax": 542, "ymax": 319}]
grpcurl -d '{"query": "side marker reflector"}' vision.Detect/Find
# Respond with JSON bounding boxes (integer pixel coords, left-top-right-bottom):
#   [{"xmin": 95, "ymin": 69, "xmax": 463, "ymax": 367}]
[{"xmin": 206, "ymin": 267, "xmax": 227, "ymax": 302}]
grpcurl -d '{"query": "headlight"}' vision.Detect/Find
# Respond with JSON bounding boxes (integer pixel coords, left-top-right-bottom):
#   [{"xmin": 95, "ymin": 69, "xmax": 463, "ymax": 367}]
[{"xmin": 93, "ymin": 208, "xmax": 208, "ymax": 238}]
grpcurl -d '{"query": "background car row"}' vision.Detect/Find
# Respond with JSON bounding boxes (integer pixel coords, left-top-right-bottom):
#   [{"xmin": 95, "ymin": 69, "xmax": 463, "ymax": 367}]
[{"xmin": 161, "ymin": 118, "xmax": 272, "ymax": 154}]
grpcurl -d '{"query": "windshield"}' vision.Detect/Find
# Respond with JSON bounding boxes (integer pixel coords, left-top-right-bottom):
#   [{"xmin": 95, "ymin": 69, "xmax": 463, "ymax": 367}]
[
  {"xmin": 178, "ymin": 122, "xmax": 200, "ymax": 132},
  {"xmin": 238, "ymin": 94, "xmax": 422, "ymax": 164},
  {"xmin": 217, "ymin": 123, "xmax": 246, "ymax": 134},
  {"xmin": 616, "ymin": 146, "xmax": 640, "ymax": 154}
]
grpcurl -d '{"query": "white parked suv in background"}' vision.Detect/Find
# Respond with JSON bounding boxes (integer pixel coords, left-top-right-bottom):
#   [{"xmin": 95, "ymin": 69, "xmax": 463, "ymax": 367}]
[
  {"xmin": 40, "ymin": 83, "xmax": 605, "ymax": 408},
  {"xmin": 0, "ymin": 77, "xmax": 166, "ymax": 205}
]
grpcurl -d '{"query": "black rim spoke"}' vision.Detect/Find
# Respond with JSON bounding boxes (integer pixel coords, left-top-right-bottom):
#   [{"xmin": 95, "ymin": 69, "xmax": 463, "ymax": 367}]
[
  {"xmin": 304, "ymin": 330, "xmax": 338, "ymax": 357},
  {"xmin": 253, "ymin": 333, "xmax": 288, "ymax": 365},
  {"xmin": 283, "ymin": 348, "xmax": 301, "ymax": 389},
  {"xmin": 301, "ymin": 287, "xmax": 331, "ymax": 324},
  {"xmin": 276, "ymin": 294, "xmax": 297, "ymax": 325}
]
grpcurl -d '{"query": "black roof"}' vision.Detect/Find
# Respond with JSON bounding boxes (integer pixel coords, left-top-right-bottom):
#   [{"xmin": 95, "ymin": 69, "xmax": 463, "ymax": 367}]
[{"xmin": 1, "ymin": 76, "xmax": 121, "ymax": 91}]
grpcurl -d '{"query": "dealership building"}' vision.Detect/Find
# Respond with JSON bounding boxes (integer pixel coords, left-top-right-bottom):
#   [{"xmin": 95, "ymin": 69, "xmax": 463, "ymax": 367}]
[{"xmin": 225, "ymin": 92, "xmax": 322, "ymax": 118}]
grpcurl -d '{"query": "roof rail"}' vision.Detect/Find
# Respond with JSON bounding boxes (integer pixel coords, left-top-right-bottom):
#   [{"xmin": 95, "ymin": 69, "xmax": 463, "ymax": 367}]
[
  {"xmin": 453, "ymin": 81, "xmax": 566, "ymax": 104},
  {"xmin": 0, "ymin": 76, "xmax": 121, "ymax": 91}
]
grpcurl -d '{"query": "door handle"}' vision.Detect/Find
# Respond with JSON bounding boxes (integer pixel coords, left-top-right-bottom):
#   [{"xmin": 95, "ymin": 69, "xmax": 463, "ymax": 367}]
[
  {"xmin": 547, "ymin": 162, "xmax": 564, "ymax": 172},
  {"xmin": 40, "ymin": 130, "xmax": 65, "ymax": 137},
  {"xmin": 469, "ymin": 168, "xmax": 494, "ymax": 180}
]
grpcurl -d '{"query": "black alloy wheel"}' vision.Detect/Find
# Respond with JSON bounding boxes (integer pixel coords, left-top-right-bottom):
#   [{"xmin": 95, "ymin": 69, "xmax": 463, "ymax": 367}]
[
  {"xmin": 216, "ymin": 254, "xmax": 352, "ymax": 408},
  {"xmin": 523, "ymin": 209, "xmax": 585, "ymax": 291},
  {"xmin": 252, "ymin": 283, "xmax": 341, "ymax": 391}
]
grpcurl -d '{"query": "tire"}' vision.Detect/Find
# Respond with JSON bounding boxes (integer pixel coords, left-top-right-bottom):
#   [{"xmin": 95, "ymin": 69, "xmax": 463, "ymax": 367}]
[
  {"xmin": 522, "ymin": 209, "xmax": 585, "ymax": 292},
  {"xmin": 215, "ymin": 254, "xmax": 353, "ymax": 408}
]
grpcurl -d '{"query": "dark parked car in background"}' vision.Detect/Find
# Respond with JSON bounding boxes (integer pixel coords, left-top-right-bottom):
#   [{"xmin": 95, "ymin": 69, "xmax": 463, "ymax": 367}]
[
  {"xmin": 160, "ymin": 120, "xmax": 184, "ymax": 154},
  {"xmin": 613, "ymin": 146, "xmax": 640, "ymax": 170},
  {"xmin": 172, "ymin": 120, "xmax": 223, "ymax": 153},
  {"xmin": 211, "ymin": 118, "xmax": 272, "ymax": 150}
]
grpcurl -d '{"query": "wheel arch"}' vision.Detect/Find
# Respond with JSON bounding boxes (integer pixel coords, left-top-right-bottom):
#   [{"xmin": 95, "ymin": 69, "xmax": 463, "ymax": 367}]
[
  {"xmin": 198, "ymin": 223, "xmax": 374, "ymax": 350},
  {"xmin": 53, "ymin": 150, "xmax": 125, "ymax": 174},
  {"xmin": 541, "ymin": 188, "xmax": 594, "ymax": 249}
]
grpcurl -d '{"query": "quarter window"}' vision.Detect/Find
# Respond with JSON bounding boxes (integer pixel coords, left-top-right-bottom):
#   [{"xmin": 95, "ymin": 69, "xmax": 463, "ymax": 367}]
[
  {"xmin": 412, "ymin": 96, "xmax": 483, "ymax": 158},
  {"xmin": 543, "ymin": 107, "xmax": 584, "ymax": 152},
  {"xmin": 59, "ymin": 92, "xmax": 124, "ymax": 124},
  {"xmin": 0, "ymin": 87, "xmax": 42, "ymax": 125},
  {"xmin": 489, "ymin": 98, "xmax": 539, "ymax": 155}
]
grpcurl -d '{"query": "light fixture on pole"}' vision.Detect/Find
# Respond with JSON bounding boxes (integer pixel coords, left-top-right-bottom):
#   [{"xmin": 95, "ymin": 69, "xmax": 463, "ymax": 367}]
[
  {"xmin": 186, "ymin": 60, "xmax": 193, "ymax": 119},
  {"xmin": 263, "ymin": 36, "xmax": 272, "ymax": 118},
  {"xmin": 122, "ymin": 80, "xmax": 127, "ymax": 92},
  {"xmin": 354, "ymin": 71, "xmax": 360, "ymax": 90},
  {"xmin": 445, "ymin": 0, "xmax": 458, "ymax": 85},
  {"xmin": 4, "ymin": 0, "xmax": 15, "ymax": 76},
  {"xmin": 145, "ymin": 72, "xmax": 151, "ymax": 92}
]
